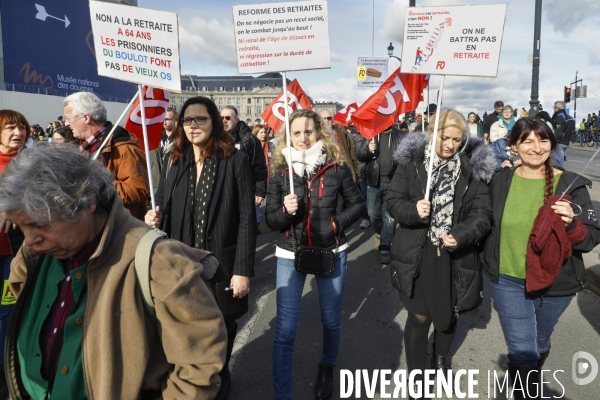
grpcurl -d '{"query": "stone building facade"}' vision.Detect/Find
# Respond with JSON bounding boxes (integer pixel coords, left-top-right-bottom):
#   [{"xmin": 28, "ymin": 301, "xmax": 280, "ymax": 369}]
[{"xmin": 170, "ymin": 73, "xmax": 287, "ymax": 123}]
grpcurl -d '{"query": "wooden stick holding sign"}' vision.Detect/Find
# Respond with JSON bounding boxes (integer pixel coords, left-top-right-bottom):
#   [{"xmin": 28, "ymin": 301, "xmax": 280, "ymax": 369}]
[
  {"xmin": 282, "ymin": 72, "xmax": 295, "ymax": 197},
  {"xmin": 137, "ymin": 84, "xmax": 157, "ymax": 211},
  {"xmin": 424, "ymin": 75, "xmax": 445, "ymax": 200}
]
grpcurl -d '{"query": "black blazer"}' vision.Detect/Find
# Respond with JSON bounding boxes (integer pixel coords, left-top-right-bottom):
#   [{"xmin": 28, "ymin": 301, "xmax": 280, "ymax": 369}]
[{"xmin": 156, "ymin": 149, "xmax": 257, "ymax": 320}]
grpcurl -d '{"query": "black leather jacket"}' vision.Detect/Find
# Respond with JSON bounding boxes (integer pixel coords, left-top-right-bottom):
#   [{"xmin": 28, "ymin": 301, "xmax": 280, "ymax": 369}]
[
  {"xmin": 265, "ymin": 160, "xmax": 366, "ymax": 252},
  {"xmin": 356, "ymin": 126, "xmax": 407, "ymax": 187}
]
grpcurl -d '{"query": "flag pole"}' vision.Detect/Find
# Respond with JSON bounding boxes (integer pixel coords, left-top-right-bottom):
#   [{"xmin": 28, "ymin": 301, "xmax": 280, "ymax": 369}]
[
  {"xmin": 421, "ymin": 92, "xmax": 425, "ymax": 133},
  {"xmin": 93, "ymin": 89, "xmax": 139, "ymax": 160},
  {"xmin": 282, "ymin": 71, "xmax": 294, "ymax": 197},
  {"xmin": 424, "ymin": 75, "xmax": 446, "ymax": 200},
  {"xmin": 137, "ymin": 84, "xmax": 157, "ymax": 211}
]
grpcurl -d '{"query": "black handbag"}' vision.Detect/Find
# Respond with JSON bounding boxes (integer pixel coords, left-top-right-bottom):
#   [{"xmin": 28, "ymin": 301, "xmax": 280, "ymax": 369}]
[
  {"xmin": 294, "ymin": 245, "xmax": 335, "ymax": 275},
  {"xmin": 290, "ymin": 211, "xmax": 339, "ymax": 276}
]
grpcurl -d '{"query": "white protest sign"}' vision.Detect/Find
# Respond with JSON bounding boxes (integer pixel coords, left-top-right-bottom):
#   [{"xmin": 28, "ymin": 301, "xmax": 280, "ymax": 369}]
[
  {"xmin": 232, "ymin": 1, "xmax": 330, "ymax": 74},
  {"xmin": 401, "ymin": 4, "xmax": 507, "ymax": 77},
  {"xmin": 89, "ymin": 0, "xmax": 181, "ymax": 92},
  {"xmin": 357, "ymin": 57, "xmax": 389, "ymax": 88}
]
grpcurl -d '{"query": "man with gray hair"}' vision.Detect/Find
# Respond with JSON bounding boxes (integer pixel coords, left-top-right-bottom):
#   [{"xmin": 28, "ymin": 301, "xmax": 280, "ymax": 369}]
[
  {"xmin": 0, "ymin": 143, "xmax": 227, "ymax": 399},
  {"xmin": 551, "ymin": 100, "xmax": 575, "ymax": 168},
  {"xmin": 63, "ymin": 92, "xmax": 149, "ymax": 220}
]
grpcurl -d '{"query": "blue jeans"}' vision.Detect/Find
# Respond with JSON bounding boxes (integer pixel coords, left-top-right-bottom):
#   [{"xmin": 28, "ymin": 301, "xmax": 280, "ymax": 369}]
[
  {"xmin": 273, "ymin": 252, "xmax": 347, "ymax": 400},
  {"xmin": 491, "ymin": 274, "xmax": 573, "ymax": 368},
  {"xmin": 550, "ymin": 143, "xmax": 568, "ymax": 169},
  {"xmin": 255, "ymin": 205, "xmax": 261, "ymax": 222},
  {"xmin": 367, "ymin": 182, "xmax": 396, "ymax": 251}
]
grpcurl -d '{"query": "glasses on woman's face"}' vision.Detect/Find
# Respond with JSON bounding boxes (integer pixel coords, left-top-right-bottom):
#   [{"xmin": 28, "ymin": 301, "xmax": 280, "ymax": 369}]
[{"xmin": 182, "ymin": 116, "xmax": 210, "ymax": 126}]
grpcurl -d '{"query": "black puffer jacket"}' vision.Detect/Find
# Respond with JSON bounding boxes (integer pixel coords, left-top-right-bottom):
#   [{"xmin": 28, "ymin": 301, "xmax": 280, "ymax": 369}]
[
  {"xmin": 482, "ymin": 168, "xmax": 600, "ymax": 296},
  {"xmin": 356, "ymin": 126, "xmax": 407, "ymax": 187},
  {"xmin": 230, "ymin": 120, "xmax": 268, "ymax": 198},
  {"xmin": 266, "ymin": 159, "xmax": 366, "ymax": 251},
  {"xmin": 386, "ymin": 134, "xmax": 495, "ymax": 313}
]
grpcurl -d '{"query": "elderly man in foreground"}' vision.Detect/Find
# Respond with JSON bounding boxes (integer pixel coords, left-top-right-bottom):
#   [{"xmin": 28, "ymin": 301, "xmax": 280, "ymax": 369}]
[{"xmin": 0, "ymin": 143, "xmax": 226, "ymax": 400}]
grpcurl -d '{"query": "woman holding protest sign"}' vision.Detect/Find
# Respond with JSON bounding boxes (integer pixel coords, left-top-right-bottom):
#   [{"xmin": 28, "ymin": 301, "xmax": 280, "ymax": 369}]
[
  {"xmin": 144, "ymin": 96, "xmax": 257, "ymax": 400},
  {"xmin": 266, "ymin": 109, "xmax": 365, "ymax": 400},
  {"xmin": 386, "ymin": 109, "xmax": 494, "ymax": 395},
  {"xmin": 483, "ymin": 117, "xmax": 600, "ymax": 398}
]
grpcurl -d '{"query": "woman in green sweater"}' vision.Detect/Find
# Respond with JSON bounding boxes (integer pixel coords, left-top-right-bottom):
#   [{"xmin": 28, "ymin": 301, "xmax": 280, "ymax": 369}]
[{"xmin": 483, "ymin": 117, "xmax": 600, "ymax": 399}]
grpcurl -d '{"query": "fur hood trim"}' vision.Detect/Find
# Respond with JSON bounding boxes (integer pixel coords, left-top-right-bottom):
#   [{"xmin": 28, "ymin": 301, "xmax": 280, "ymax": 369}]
[{"xmin": 393, "ymin": 133, "xmax": 496, "ymax": 182}]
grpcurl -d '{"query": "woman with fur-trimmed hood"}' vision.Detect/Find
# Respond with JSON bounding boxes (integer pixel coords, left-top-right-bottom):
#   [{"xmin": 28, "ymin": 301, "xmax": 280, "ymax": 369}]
[{"xmin": 386, "ymin": 109, "xmax": 494, "ymax": 393}]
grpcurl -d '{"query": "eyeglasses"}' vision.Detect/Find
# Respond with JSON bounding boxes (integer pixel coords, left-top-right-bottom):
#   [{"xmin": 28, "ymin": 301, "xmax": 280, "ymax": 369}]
[
  {"xmin": 64, "ymin": 114, "xmax": 81, "ymax": 123},
  {"xmin": 324, "ymin": 116, "xmax": 333, "ymax": 121},
  {"xmin": 221, "ymin": 115, "xmax": 233, "ymax": 121},
  {"xmin": 164, "ymin": 117, "xmax": 174, "ymax": 122},
  {"xmin": 182, "ymin": 116, "xmax": 211, "ymax": 126}
]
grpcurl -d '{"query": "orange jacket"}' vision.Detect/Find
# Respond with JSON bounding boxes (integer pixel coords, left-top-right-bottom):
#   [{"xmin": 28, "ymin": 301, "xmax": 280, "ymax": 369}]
[{"xmin": 99, "ymin": 124, "xmax": 149, "ymax": 220}]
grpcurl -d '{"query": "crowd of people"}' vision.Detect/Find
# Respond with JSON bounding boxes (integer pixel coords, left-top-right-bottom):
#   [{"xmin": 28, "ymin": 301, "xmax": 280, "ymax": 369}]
[{"xmin": 0, "ymin": 92, "xmax": 597, "ymax": 400}]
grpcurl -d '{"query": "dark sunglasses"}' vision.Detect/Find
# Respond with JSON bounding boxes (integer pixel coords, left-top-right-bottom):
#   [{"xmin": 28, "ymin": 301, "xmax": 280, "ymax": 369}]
[
  {"xmin": 221, "ymin": 116, "xmax": 232, "ymax": 121},
  {"xmin": 324, "ymin": 116, "xmax": 333, "ymax": 121}
]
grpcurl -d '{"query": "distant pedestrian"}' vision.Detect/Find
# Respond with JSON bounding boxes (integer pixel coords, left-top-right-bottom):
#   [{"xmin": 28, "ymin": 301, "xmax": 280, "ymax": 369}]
[
  {"xmin": 483, "ymin": 100, "xmax": 504, "ymax": 143},
  {"xmin": 51, "ymin": 126, "xmax": 75, "ymax": 144},
  {"xmin": 550, "ymin": 101, "xmax": 575, "ymax": 168},
  {"xmin": 467, "ymin": 112, "xmax": 483, "ymax": 138}
]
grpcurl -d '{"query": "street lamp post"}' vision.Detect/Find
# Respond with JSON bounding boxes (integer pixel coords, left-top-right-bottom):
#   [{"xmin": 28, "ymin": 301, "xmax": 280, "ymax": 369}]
[
  {"xmin": 387, "ymin": 42, "xmax": 401, "ymax": 63},
  {"xmin": 528, "ymin": 0, "xmax": 542, "ymax": 117}
]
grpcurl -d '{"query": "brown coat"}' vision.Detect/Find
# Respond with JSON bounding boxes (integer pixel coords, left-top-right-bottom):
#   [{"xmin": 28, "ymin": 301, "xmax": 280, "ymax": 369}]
[
  {"xmin": 6, "ymin": 195, "xmax": 227, "ymax": 400},
  {"xmin": 99, "ymin": 123, "xmax": 150, "ymax": 220}
]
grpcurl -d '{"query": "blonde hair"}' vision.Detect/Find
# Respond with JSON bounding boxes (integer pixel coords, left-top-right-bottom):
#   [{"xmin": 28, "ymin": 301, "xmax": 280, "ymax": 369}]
[
  {"xmin": 252, "ymin": 124, "xmax": 265, "ymax": 135},
  {"xmin": 270, "ymin": 109, "xmax": 344, "ymax": 173},
  {"xmin": 426, "ymin": 109, "xmax": 468, "ymax": 140}
]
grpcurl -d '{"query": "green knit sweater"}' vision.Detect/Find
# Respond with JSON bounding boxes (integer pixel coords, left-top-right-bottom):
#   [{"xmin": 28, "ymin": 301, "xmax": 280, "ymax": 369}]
[{"xmin": 499, "ymin": 172, "xmax": 561, "ymax": 278}]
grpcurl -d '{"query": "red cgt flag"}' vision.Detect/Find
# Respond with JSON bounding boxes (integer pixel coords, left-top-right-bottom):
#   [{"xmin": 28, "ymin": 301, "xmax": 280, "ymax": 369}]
[
  {"xmin": 334, "ymin": 102, "xmax": 358, "ymax": 126},
  {"xmin": 351, "ymin": 69, "xmax": 429, "ymax": 140},
  {"xmin": 261, "ymin": 79, "xmax": 312, "ymax": 133},
  {"xmin": 125, "ymin": 86, "xmax": 171, "ymax": 152}
]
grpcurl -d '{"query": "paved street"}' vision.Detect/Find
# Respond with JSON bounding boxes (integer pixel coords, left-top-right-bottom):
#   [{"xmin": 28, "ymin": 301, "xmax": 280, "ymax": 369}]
[{"xmin": 228, "ymin": 153, "xmax": 600, "ymax": 400}]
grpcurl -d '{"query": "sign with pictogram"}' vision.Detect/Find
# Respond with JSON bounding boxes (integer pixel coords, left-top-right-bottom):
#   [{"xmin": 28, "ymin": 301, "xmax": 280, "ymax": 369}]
[{"xmin": 401, "ymin": 4, "xmax": 507, "ymax": 77}]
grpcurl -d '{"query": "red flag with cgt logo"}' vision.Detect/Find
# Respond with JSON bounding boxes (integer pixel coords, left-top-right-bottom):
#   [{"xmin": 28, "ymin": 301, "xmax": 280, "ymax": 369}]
[
  {"xmin": 351, "ymin": 69, "xmax": 429, "ymax": 140},
  {"xmin": 125, "ymin": 86, "xmax": 171, "ymax": 151},
  {"xmin": 334, "ymin": 102, "xmax": 358, "ymax": 126},
  {"xmin": 261, "ymin": 79, "xmax": 312, "ymax": 133}
]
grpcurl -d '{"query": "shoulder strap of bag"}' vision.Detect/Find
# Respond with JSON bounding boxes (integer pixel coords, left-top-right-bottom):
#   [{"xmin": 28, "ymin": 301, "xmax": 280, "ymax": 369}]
[{"xmin": 134, "ymin": 228, "xmax": 167, "ymax": 320}]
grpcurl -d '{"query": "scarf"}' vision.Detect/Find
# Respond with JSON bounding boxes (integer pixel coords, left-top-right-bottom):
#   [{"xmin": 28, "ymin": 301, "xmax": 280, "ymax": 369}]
[
  {"xmin": 169, "ymin": 145, "xmax": 219, "ymax": 248},
  {"xmin": 189, "ymin": 153, "xmax": 218, "ymax": 249},
  {"xmin": 281, "ymin": 140, "xmax": 327, "ymax": 179},
  {"xmin": 79, "ymin": 125, "xmax": 106, "ymax": 153},
  {"xmin": 423, "ymin": 142, "xmax": 461, "ymax": 246},
  {"xmin": 497, "ymin": 113, "xmax": 516, "ymax": 131}
]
